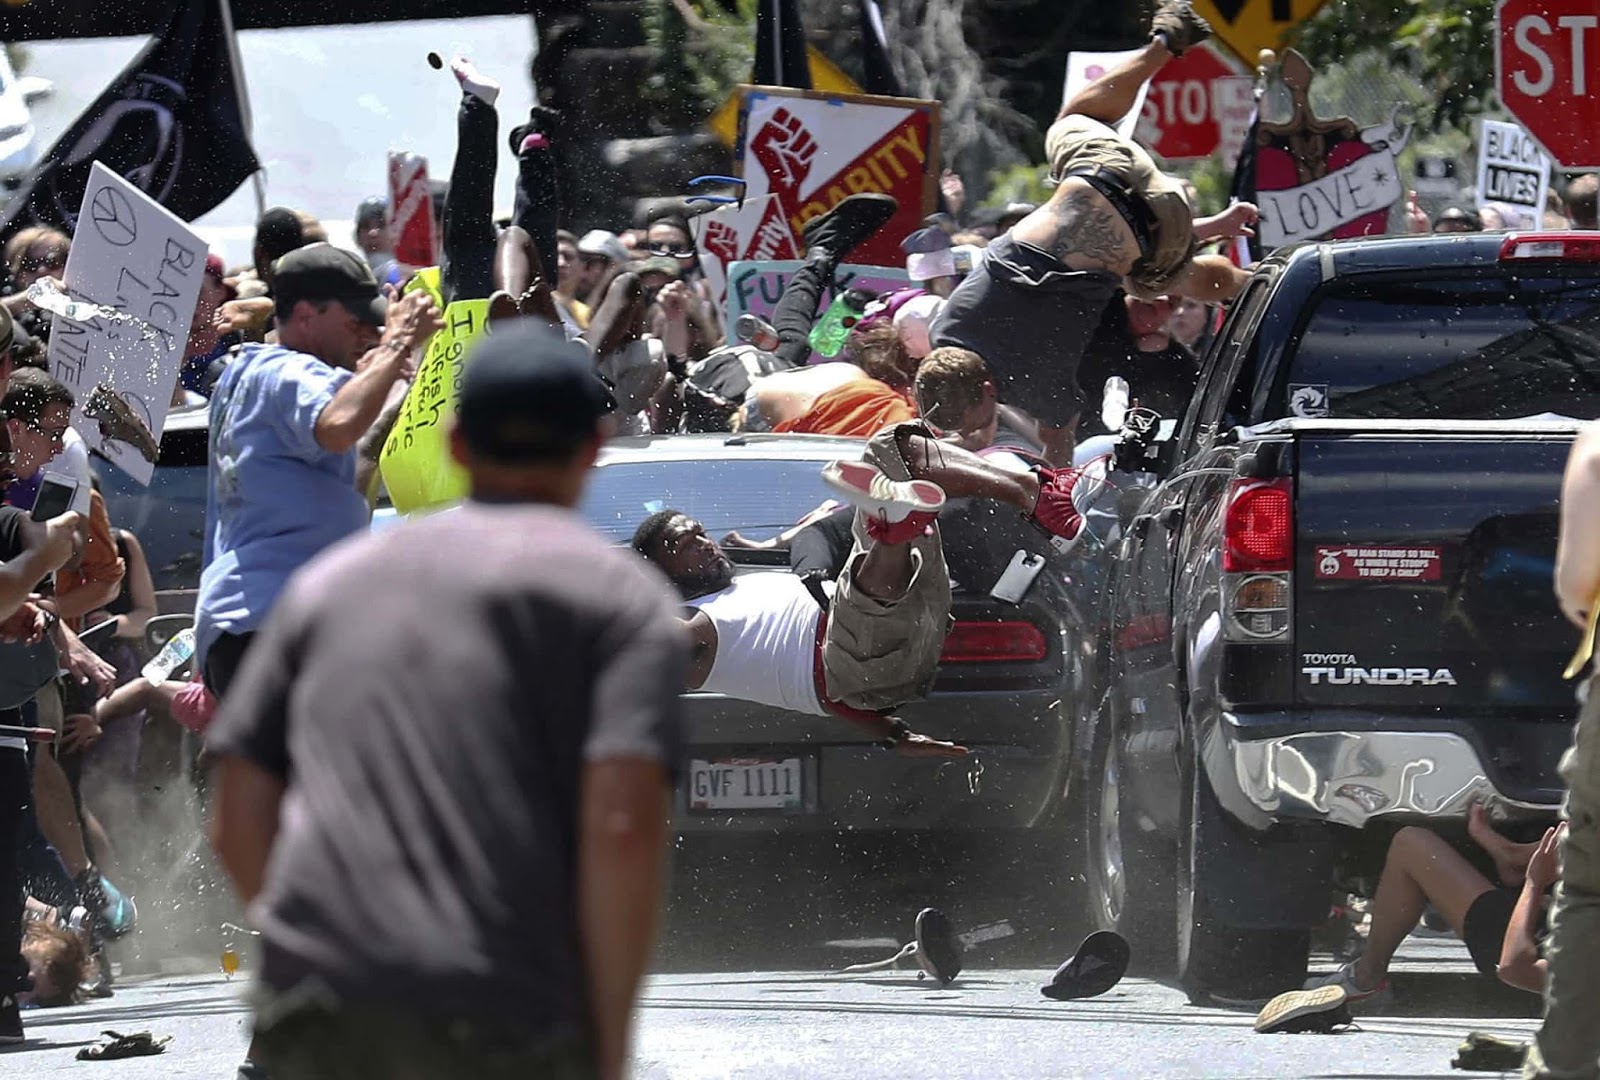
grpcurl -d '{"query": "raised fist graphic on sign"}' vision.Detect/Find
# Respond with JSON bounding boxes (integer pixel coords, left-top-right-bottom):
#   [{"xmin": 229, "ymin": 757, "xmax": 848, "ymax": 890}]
[
  {"xmin": 750, "ymin": 107, "xmax": 818, "ymax": 199},
  {"xmin": 702, "ymin": 219, "xmax": 740, "ymax": 265}
]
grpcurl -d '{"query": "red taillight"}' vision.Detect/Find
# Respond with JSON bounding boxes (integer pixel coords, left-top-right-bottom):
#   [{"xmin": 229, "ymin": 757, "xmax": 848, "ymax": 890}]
[
  {"xmin": 940, "ymin": 621, "xmax": 1048, "ymax": 663},
  {"xmin": 1498, "ymin": 232, "xmax": 1600, "ymax": 262},
  {"xmin": 1223, "ymin": 478, "xmax": 1293, "ymax": 572}
]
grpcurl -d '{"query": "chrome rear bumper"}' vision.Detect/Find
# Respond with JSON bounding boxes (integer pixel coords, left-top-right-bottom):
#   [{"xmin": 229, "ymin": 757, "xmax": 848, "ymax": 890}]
[{"xmin": 1221, "ymin": 719, "xmax": 1557, "ymax": 828}]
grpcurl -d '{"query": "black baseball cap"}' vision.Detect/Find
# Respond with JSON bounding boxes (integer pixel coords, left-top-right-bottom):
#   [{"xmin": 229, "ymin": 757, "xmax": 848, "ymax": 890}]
[
  {"xmin": 272, "ymin": 243, "xmax": 387, "ymax": 327},
  {"xmin": 456, "ymin": 320, "xmax": 614, "ymax": 462}
]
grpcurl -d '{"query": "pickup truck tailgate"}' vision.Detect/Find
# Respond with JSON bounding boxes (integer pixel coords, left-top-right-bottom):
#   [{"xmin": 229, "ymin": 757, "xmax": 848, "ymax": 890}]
[{"xmin": 1295, "ymin": 430, "xmax": 1577, "ymax": 713}]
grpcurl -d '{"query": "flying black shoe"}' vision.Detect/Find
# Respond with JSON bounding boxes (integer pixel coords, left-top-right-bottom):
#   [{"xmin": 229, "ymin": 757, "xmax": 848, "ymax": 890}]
[
  {"xmin": 509, "ymin": 105, "xmax": 563, "ymax": 157},
  {"xmin": 1041, "ymin": 930, "xmax": 1130, "ymax": 1001},
  {"xmin": 800, "ymin": 194, "xmax": 899, "ymax": 261},
  {"xmin": 913, "ymin": 907, "xmax": 962, "ymax": 987},
  {"xmin": 1150, "ymin": 0, "xmax": 1212, "ymax": 56}
]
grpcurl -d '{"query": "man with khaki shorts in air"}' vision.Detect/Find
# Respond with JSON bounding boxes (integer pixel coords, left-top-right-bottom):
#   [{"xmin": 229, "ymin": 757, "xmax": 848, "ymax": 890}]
[{"xmin": 932, "ymin": 0, "xmax": 1260, "ymax": 464}]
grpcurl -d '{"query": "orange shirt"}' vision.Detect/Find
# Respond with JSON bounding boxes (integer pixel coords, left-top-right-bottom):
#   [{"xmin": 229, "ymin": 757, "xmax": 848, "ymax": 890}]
[{"xmin": 774, "ymin": 380, "xmax": 916, "ymax": 437}]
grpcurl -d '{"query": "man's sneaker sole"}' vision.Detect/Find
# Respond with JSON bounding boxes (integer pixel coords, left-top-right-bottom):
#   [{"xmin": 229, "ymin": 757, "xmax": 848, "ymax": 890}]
[
  {"xmin": 823, "ymin": 460, "xmax": 945, "ymax": 521},
  {"xmin": 1254, "ymin": 984, "xmax": 1348, "ymax": 1033}
]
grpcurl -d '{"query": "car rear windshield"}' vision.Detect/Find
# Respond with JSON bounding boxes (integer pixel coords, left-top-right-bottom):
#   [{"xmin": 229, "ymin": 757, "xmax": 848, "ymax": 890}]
[
  {"xmin": 1284, "ymin": 272, "xmax": 1600, "ymax": 421},
  {"xmin": 582, "ymin": 457, "xmax": 834, "ymax": 544}
]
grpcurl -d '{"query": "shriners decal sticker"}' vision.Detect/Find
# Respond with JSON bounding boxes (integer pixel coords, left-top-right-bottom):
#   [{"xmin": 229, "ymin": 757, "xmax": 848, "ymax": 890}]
[{"xmin": 1315, "ymin": 545, "xmax": 1442, "ymax": 582}]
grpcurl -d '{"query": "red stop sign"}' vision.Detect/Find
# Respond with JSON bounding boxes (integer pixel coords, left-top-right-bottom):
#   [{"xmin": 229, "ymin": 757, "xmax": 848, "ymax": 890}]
[
  {"xmin": 1136, "ymin": 44, "xmax": 1248, "ymax": 160},
  {"xmin": 1496, "ymin": 0, "xmax": 1600, "ymax": 168}
]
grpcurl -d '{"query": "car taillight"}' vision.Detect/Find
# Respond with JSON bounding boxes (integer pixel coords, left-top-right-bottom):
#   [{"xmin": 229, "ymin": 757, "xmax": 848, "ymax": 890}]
[
  {"xmin": 1498, "ymin": 233, "xmax": 1600, "ymax": 262},
  {"xmin": 1223, "ymin": 477, "xmax": 1294, "ymax": 644},
  {"xmin": 940, "ymin": 621, "xmax": 1047, "ymax": 663},
  {"xmin": 1223, "ymin": 478, "xmax": 1293, "ymax": 572}
]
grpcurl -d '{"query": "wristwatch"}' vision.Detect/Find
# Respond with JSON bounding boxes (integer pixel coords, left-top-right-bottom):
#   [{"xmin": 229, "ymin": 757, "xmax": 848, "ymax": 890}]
[{"xmin": 878, "ymin": 717, "xmax": 912, "ymax": 750}]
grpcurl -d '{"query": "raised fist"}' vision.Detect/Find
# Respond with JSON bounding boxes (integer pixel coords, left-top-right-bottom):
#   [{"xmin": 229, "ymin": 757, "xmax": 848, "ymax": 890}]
[
  {"xmin": 750, "ymin": 107, "xmax": 818, "ymax": 198},
  {"xmin": 702, "ymin": 219, "xmax": 740, "ymax": 265}
]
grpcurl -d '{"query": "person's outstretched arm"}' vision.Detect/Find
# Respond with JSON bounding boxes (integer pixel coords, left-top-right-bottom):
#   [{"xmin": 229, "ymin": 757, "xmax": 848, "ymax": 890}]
[{"xmin": 1499, "ymin": 824, "xmax": 1563, "ymax": 993}]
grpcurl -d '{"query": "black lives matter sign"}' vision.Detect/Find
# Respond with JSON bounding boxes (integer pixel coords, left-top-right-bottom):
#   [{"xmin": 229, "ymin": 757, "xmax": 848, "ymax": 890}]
[{"xmin": 1477, "ymin": 119, "xmax": 1550, "ymax": 227}]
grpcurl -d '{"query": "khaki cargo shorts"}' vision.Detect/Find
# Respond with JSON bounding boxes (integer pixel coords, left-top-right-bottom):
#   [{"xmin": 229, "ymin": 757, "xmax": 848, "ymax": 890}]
[
  {"xmin": 1044, "ymin": 114, "xmax": 1195, "ymax": 294},
  {"xmin": 822, "ymin": 422, "xmax": 953, "ymax": 713}
]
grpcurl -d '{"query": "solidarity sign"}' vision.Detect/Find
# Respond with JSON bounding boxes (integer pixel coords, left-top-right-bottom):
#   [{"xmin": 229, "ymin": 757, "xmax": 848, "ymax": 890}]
[{"xmin": 734, "ymin": 87, "xmax": 939, "ymax": 268}]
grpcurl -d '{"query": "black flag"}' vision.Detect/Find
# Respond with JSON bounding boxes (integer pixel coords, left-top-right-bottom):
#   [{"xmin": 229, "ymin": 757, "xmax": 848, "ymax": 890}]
[
  {"xmin": 1227, "ymin": 107, "xmax": 1262, "ymax": 267},
  {"xmin": 753, "ymin": 0, "xmax": 812, "ymax": 89},
  {"xmin": 857, "ymin": 0, "xmax": 903, "ymax": 98},
  {"xmin": 0, "ymin": 0, "xmax": 260, "ymax": 243}
]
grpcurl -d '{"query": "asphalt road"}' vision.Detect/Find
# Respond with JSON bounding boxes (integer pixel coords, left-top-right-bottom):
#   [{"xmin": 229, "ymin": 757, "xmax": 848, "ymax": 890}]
[{"xmin": 5, "ymin": 938, "xmax": 1542, "ymax": 1079}]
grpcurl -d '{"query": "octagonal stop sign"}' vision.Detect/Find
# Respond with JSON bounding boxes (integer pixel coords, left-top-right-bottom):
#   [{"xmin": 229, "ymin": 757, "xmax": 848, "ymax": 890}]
[
  {"xmin": 1135, "ymin": 44, "xmax": 1249, "ymax": 160},
  {"xmin": 1496, "ymin": 0, "xmax": 1600, "ymax": 169}
]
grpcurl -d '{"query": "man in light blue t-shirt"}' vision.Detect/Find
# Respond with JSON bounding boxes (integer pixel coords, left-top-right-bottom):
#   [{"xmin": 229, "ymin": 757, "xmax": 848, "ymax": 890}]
[{"xmin": 197, "ymin": 243, "xmax": 442, "ymax": 700}]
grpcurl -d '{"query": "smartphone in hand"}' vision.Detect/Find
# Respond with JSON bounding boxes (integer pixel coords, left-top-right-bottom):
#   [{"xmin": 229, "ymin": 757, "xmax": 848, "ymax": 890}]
[{"xmin": 31, "ymin": 473, "xmax": 79, "ymax": 523}]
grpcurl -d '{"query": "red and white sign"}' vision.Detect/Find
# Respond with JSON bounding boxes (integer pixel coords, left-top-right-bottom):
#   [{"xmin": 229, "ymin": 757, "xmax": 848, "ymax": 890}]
[
  {"xmin": 696, "ymin": 194, "xmax": 800, "ymax": 305},
  {"xmin": 1315, "ymin": 546, "xmax": 1442, "ymax": 582},
  {"xmin": 1496, "ymin": 0, "xmax": 1600, "ymax": 169},
  {"xmin": 388, "ymin": 152, "xmax": 437, "ymax": 268},
  {"xmin": 1134, "ymin": 44, "xmax": 1254, "ymax": 161},
  {"xmin": 736, "ymin": 87, "xmax": 939, "ymax": 268}
]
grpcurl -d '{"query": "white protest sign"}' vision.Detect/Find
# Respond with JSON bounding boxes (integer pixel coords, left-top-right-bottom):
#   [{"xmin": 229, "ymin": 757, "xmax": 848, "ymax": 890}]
[
  {"xmin": 1062, "ymin": 51, "xmax": 1151, "ymax": 140},
  {"xmin": 1477, "ymin": 119, "xmax": 1550, "ymax": 229},
  {"xmin": 46, "ymin": 162, "xmax": 205, "ymax": 485},
  {"xmin": 696, "ymin": 194, "xmax": 798, "ymax": 306}
]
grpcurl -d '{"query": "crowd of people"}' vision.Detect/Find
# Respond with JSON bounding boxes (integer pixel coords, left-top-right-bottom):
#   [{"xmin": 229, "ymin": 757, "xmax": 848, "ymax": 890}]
[{"xmin": 0, "ymin": 1, "xmax": 1597, "ymax": 1078}]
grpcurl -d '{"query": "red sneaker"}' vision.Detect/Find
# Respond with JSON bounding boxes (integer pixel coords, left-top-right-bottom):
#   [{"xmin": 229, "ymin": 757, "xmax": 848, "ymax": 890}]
[{"xmin": 1031, "ymin": 465, "xmax": 1089, "ymax": 546}]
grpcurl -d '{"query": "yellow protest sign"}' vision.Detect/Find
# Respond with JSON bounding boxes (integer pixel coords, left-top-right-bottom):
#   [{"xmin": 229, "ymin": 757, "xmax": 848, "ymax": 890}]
[
  {"xmin": 708, "ymin": 47, "xmax": 864, "ymax": 145},
  {"xmin": 1192, "ymin": 0, "xmax": 1330, "ymax": 68},
  {"xmin": 377, "ymin": 298, "xmax": 488, "ymax": 513}
]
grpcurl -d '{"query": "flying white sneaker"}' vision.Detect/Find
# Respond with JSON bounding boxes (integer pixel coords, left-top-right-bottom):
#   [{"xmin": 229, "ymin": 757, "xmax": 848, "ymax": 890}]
[
  {"xmin": 822, "ymin": 460, "xmax": 945, "ymax": 522},
  {"xmin": 450, "ymin": 55, "xmax": 500, "ymax": 106}
]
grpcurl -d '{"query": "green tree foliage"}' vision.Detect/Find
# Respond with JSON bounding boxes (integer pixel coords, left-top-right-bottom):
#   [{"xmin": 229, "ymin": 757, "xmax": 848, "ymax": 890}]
[
  {"xmin": 1292, "ymin": 0, "xmax": 1498, "ymax": 132},
  {"xmin": 643, "ymin": 0, "xmax": 758, "ymax": 126}
]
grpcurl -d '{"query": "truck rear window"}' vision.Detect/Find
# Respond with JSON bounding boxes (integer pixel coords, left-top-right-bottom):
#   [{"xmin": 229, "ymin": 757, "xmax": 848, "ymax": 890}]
[{"xmin": 1284, "ymin": 274, "xmax": 1600, "ymax": 421}]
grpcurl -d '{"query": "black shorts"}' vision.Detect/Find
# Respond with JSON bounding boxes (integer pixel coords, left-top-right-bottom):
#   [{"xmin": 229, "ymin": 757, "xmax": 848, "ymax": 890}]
[
  {"xmin": 203, "ymin": 631, "xmax": 258, "ymax": 702},
  {"xmin": 1461, "ymin": 886, "xmax": 1520, "ymax": 976},
  {"xmin": 931, "ymin": 233, "xmax": 1121, "ymax": 429}
]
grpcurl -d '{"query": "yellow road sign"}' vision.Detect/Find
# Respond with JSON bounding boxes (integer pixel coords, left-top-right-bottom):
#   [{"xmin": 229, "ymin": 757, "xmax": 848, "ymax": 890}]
[
  {"xmin": 1192, "ymin": 0, "xmax": 1330, "ymax": 67},
  {"xmin": 708, "ymin": 47, "xmax": 864, "ymax": 145}
]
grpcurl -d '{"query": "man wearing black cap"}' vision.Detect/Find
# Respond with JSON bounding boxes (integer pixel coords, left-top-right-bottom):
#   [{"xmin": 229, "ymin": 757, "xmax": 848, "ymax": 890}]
[
  {"xmin": 209, "ymin": 320, "xmax": 685, "ymax": 1080},
  {"xmin": 196, "ymin": 243, "xmax": 442, "ymax": 709}
]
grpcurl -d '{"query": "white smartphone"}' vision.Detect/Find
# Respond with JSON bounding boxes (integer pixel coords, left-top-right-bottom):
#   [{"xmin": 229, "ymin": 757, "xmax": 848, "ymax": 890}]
[{"xmin": 990, "ymin": 550, "xmax": 1045, "ymax": 604}]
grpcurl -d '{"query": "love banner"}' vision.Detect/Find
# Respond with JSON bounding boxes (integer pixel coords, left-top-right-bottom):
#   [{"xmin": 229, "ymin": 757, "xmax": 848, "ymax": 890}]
[{"xmin": 734, "ymin": 86, "xmax": 939, "ymax": 269}]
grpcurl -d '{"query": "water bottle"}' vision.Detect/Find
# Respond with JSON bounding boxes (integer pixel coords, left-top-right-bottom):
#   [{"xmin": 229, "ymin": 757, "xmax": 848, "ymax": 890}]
[
  {"xmin": 142, "ymin": 626, "xmax": 196, "ymax": 686},
  {"xmin": 807, "ymin": 287, "xmax": 876, "ymax": 358}
]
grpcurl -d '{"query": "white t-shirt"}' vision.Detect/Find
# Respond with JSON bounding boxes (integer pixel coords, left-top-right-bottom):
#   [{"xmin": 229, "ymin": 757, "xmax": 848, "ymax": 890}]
[{"xmin": 687, "ymin": 572, "xmax": 825, "ymax": 716}]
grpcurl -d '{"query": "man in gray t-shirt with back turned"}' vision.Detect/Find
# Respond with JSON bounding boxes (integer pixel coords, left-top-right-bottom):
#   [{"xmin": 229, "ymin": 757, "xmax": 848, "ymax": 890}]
[{"xmin": 207, "ymin": 322, "xmax": 687, "ymax": 1080}]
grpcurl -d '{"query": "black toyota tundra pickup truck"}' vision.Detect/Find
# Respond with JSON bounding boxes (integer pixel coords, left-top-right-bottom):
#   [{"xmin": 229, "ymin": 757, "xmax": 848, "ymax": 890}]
[{"xmin": 1074, "ymin": 231, "xmax": 1596, "ymax": 1002}]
